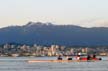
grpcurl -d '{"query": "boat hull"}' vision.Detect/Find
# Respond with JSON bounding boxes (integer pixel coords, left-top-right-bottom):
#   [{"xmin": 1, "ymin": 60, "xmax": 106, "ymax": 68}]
[{"xmin": 28, "ymin": 60, "xmax": 98, "ymax": 63}]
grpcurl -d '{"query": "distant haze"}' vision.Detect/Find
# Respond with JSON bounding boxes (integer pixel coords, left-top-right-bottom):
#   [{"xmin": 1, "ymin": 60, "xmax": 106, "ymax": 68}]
[{"xmin": 0, "ymin": 0, "xmax": 108, "ymax": 28}]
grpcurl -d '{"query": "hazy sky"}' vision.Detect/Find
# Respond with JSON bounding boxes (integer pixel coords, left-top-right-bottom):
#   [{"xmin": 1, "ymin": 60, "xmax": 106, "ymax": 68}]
[{"xmin": 0, "ymin": 0, "xmax": 108, "ymax": 28}]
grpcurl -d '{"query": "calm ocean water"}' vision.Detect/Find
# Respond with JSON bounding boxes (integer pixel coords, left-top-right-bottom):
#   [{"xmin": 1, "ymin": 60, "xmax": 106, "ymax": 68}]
[{"xmin": 0, "ymin": 56, "xmax": 108, "ymax": 71}]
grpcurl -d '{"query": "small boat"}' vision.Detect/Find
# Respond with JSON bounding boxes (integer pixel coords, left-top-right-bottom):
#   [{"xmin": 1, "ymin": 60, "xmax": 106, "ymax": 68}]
[
  {"xmin": 28, "ymin": 55, "xmax": 102, "ymax": 63},
  {"xmin": 28, "ymin": 60, "xmax": 79, "ymax": 63},
  {"xmin": 27, "ymin": 59, "xmax": 99, "ymax": 63},
  {"xmin": 80, "ymin": 57, "xmax": 102, "ymax": 60}
]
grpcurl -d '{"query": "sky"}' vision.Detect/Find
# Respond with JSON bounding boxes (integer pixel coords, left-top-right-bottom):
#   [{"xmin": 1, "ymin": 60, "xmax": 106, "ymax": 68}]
[{"xmin": 0, "ymin": 0, "xmax": 108, "ymax": 28}]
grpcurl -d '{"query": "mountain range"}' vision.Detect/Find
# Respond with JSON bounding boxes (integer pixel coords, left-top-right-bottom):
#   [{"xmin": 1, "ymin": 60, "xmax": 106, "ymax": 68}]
[{"xmin": 0, "ymin": 22, "xmax": 108, "ymax": 46}]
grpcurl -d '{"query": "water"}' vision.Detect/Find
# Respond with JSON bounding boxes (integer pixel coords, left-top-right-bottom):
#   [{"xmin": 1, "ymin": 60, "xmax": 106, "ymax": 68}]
[{"xmin": 0, "ymin": 57, "xmax": 108, "ymax": 71}]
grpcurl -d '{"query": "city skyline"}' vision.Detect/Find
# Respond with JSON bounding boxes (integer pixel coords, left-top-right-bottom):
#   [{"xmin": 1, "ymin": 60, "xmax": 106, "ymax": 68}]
[{"xmin": 0, "ymin": 0, "xmax": 108, "ymax": 28}]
